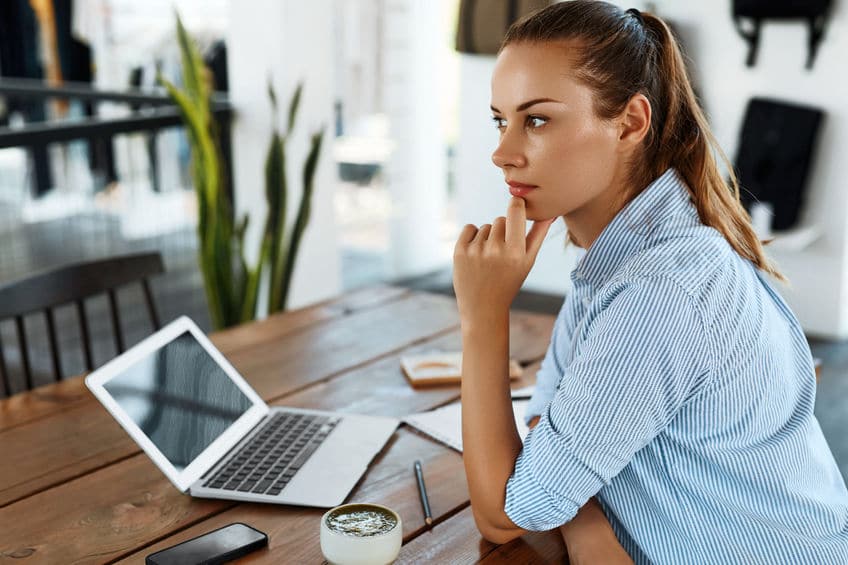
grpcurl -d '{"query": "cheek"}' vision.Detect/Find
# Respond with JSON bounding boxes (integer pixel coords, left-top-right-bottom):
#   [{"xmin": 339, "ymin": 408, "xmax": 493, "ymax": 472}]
[
  {"xmin": 522, "ymin": 128, "xmax": 618, "ymax": 218},
  {"xmin": 536, "ymin": 123, "xmax": 618, "ymax": 185},
  {"xmin": 563, "ymin": 121, "xmax": 616, "ymax": 162}
]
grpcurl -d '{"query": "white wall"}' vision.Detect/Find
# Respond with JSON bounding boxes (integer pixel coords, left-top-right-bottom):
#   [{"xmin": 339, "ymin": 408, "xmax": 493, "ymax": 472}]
[
  {"xmin": 382, "ymin": 0, "xmax": 449, "ymax": 280},
  {"xmin": 455, "ymin": 1, "xmax": 848, "ymax": 337},
  {"xmin": 334, "ymin": 0, "xmax": 383, "ymax": 130},
  {"xmin": 227, "ymin": 0, "xmax": 342, "ymax": 311}
]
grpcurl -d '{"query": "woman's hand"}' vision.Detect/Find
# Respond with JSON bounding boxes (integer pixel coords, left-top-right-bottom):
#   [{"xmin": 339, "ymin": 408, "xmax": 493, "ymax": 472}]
[{"xmin": 453, "ymin": 197, "xmax": 555, "ymax": 322}]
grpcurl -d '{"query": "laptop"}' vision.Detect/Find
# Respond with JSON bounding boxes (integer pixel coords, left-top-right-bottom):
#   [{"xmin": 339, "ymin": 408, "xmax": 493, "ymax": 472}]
[{"xmin": 85, "ymin": 315, "xmax": 399, "ymax": 508}]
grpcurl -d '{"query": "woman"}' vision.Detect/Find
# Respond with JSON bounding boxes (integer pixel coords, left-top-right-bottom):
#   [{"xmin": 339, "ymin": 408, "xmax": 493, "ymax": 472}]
[{"xmin": 452, "ymin": 2, "xmax": 848, "ymax": 563}]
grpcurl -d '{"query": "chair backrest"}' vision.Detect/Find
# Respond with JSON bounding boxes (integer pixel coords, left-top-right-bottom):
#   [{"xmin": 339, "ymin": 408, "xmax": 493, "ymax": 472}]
[{"xmin": 0, "ymin": 252, "xmax": 165, "ymax": 396}]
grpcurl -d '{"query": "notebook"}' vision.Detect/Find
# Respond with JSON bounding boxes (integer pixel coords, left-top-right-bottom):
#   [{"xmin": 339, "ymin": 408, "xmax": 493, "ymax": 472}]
[
  {"xmin": 403, "ymin": 387, "xmax": 534, "ymax": 452},
  {"xmin": 400, "ymin": 351, "xmax": 523, "ymax": 388}
]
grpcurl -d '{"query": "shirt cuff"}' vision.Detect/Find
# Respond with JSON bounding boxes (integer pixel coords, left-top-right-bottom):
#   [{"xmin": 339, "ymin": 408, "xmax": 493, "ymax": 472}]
[{"xmin": 503, "ymin": 427, "xmax": 582, "ymax": 530}]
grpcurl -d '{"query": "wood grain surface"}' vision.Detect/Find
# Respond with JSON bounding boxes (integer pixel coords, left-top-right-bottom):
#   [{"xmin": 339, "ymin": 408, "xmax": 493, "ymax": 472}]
[{"xmin": 0, "ymin": 287, "xmax": 562, "ymax": 564}]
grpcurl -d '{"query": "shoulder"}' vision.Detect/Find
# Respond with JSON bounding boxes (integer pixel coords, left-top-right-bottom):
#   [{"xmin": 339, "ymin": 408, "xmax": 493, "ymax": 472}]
[
  {"xmin": 592, "ymin": 273, "xmax": 704, "ymax": 327},
  {"xmin": 616, "ymin": 226, "xmax": 737, "ymax": 299},
  {"xmin": 586, "ymin": 230, "xmax": 737, "ymax": 348},
  {"xmin": 592, "ymin": 229, "xmax": 761, "ymax": 366}
]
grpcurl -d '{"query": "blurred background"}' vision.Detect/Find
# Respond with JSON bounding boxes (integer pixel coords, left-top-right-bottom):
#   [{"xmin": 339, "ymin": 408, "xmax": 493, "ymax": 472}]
[{"xmin": 1, "ymin": 0, "xmax": 847, "ymax": 474}]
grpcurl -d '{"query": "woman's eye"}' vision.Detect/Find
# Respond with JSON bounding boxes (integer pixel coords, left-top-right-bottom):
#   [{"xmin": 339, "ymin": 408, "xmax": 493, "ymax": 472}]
[
  {"xmin": 491, "ymin": 115, "xmax": 546, "ymax": 130},
  {"xmin": 527, "ymin": 115, "xmax": 547, "ymax": 128}
]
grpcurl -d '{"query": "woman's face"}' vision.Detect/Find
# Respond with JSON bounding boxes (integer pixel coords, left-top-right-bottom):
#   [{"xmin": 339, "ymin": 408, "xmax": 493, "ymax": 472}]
[{"xmin": 490, "ymin": 41, "xmax": 627, "ymax": 227}]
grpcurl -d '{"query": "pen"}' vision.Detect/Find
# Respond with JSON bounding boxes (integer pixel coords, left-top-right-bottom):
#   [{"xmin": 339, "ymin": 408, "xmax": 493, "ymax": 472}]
[{"xmin": 414, "ymin": 459, "xmax": 433, "ymax": 526}]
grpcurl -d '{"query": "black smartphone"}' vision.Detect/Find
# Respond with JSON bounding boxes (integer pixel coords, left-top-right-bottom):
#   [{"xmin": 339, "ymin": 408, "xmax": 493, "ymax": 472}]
[{"xmin": 145, "ymin": 523, "xmax": 268, "ymax": 565}]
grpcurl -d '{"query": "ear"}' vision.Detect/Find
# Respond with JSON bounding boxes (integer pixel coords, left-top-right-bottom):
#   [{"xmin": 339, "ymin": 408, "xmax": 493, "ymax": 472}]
[{"xmin": 617, "ymin": 93, "xmax": 651, "ymax": 149}]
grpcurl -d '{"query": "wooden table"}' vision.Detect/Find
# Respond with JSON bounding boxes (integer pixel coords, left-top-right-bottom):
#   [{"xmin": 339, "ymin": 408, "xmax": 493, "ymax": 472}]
[{"xmin": 0, "ymin": 286, "xmax": 567, "ymax": 564}]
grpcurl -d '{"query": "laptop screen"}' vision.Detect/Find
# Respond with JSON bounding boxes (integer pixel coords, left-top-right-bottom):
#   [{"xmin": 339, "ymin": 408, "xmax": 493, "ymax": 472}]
[{"xmin": 102, "ymin": 330, "xmax": 254, "ymax": 471}]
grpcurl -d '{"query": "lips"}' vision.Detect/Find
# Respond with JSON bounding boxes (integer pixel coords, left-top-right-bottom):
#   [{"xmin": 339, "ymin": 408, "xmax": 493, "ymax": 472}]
[{"xmin": 506, "ymin": 180, "xmax": 538, "ymax": 198}]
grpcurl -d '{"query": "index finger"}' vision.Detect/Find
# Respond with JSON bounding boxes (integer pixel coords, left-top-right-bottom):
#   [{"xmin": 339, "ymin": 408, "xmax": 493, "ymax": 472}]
[{"xmin": 506, "ymin": 197, "xmax": 527, "ymax": 246}]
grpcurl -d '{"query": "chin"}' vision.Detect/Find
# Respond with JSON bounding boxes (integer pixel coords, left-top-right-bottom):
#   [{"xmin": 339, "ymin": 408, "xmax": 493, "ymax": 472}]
[{"xmin": 525, "ymin": 208, "xmax": 558, "ymax": 223}]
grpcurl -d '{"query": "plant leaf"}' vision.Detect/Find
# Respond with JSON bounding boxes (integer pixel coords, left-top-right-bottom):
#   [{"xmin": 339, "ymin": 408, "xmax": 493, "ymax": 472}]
[
  {"xmin": 286, "ymin": 82, "xmax": 303, "ymax": 136},
  {"xmin": 175, "ymin": 13, "xmax": 210, "ymax": 121},
  {"xmin": 279, "ymin": 127, "xmax": 324, "ymax": 311},
  {"xmin": 265, "ymin": 129, "xmax": 287, "ymax": 314},
  {"xmin": 267, "ymin": 77, "xmax": 278, "ymax": 113}
]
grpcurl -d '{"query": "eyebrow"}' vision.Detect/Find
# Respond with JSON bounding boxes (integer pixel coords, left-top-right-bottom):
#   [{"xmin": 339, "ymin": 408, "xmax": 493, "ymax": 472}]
[{"xmin": 490, "ymin": 98, "xmax": 562, "ymax": 114}]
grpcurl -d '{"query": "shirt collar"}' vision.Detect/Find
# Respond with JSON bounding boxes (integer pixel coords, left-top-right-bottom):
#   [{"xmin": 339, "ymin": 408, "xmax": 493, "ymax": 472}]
[{"xmin": 573, "ymin": 168, "xmax": 700, "ymax": 288}]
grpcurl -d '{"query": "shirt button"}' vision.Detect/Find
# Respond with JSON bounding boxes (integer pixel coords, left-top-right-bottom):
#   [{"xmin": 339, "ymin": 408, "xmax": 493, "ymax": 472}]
[{"xmin": 582, "ymin": 297, "xmax": 592, "ymax": 308}]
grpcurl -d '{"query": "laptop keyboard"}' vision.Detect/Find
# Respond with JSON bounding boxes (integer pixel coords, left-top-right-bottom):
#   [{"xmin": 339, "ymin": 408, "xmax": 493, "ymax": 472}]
[{"xmin": 202, "ymin": 411, "xmax": 339, "ymax": 496}]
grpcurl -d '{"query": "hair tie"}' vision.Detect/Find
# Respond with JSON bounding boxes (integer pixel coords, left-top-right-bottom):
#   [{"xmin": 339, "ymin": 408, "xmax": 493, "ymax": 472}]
[{"xmin": 626, "ymin": 8, "xmax": 645, "ymax": 26}]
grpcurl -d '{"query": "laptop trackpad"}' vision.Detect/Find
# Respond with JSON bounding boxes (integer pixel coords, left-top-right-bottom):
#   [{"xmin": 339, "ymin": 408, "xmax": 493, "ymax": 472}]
[{"xmin": 280, "ymin": 414, "xmax": 397, "ymax": 507}]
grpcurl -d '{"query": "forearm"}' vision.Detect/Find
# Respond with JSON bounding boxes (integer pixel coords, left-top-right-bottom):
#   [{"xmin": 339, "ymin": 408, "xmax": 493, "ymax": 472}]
[
  {"xmin": 461, "ymin": 309, "xmax": 524, "ymax": 539},
  {"xmin": 558, "ymin": 499, "xmax": 633, "ymax": 565},
  {"xmin": 452, "ymin": 198, "xmax": 555, "ymax": 543}
]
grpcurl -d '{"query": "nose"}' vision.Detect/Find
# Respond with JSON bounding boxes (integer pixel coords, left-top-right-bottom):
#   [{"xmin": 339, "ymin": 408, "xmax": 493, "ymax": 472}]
[{"xmin": 491, "ymin": 130, "xmax": 527, "ymax": 169}]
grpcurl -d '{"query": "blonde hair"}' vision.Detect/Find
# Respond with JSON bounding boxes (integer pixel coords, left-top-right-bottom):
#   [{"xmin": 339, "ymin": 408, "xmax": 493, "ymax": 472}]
[{"xmin": 503, "ymin": 1, "xmax": 783, "ymax": 280}]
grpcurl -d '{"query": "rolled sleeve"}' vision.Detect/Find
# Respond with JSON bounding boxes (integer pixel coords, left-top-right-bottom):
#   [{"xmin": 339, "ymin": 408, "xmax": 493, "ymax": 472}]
[
  {"xmin": 505, "ymin": 423, "xmax": 583, "ymax": 530},
  {"xmin": 505, "ymin": 277, "xmax": 711, "ymax": 530}
]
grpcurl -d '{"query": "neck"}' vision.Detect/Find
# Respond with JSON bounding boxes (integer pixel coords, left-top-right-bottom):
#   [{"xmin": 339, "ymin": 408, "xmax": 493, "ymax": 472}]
[{"xmin": 564, "ymin": 178, "xmax": 631, "ymax": 249}]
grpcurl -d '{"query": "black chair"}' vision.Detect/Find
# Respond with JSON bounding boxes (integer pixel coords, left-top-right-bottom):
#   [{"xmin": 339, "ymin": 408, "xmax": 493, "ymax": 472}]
[{"xmin": 0, "ymin": 252, "xmax": 164, "ymax": 396}]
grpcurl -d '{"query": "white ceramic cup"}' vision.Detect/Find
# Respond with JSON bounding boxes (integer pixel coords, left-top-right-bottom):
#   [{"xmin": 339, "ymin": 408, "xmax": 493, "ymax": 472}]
[{"xmin": 320, "ymin": 502, "xmax": 403, "ymax": 565}]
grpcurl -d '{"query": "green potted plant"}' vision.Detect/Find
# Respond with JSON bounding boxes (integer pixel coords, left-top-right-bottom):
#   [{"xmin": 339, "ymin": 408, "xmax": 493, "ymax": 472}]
[{"xmin": 160, "ymin": 15, "xmax": 325, "ymax": 329}]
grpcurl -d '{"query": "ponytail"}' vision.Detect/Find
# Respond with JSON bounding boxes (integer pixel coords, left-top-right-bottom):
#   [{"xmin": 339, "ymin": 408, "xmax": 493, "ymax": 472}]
[
  {"xmin": 640, "ymin": 13, "xmax": 784, "ymax": 280},
  {"xmin": 503, "ymin": 1, "xmax": 784, "ymax": 280}
]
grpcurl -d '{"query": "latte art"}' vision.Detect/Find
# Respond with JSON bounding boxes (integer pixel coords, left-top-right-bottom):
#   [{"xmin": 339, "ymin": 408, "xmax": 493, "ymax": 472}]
[{"xmin": 326, "ymin": 505, "xmax": 399, "ymax": 537}]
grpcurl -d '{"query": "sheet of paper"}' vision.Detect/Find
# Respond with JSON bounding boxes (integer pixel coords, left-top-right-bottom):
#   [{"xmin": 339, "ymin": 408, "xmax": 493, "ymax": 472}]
[
  {"xmin": 403, "ymin": 399, "xmax": 531, "ymax": 453},
  {"xmin": 510, "ymin": 384, "xmax": 536, "ymax": 399}
]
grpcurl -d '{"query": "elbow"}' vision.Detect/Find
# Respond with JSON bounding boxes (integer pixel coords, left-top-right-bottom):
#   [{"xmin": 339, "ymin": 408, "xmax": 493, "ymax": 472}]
[
  {"xmin": 479, "ymin": 525, "xmax": 522, "ymax": 545},
  {"xmin": 472, "ymin": 507, "xmax": 524, "ymax": 545}
]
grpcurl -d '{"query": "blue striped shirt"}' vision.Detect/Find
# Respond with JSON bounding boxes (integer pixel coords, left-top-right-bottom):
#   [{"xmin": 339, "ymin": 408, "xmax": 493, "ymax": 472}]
[{"xmin": 505, "ymin": 169, "xmax": 848, "ymax": 563}]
